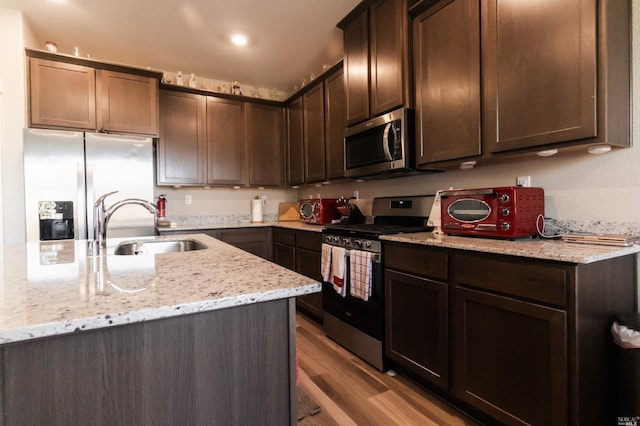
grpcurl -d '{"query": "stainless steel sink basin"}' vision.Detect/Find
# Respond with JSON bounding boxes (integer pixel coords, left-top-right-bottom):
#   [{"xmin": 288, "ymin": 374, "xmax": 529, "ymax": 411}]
[{"xmin": 114, "ymin": 239, "xmax": 207, "ymax": 255}]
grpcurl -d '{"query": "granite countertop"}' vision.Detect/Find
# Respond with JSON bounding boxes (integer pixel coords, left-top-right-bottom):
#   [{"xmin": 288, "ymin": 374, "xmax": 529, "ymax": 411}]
[
  {"xmin": 382, "ymin": 232, "xmax": 640, "ymax": 264},
  {"xmin": 0, "ymin": 233, "xmax": 320, "ymax": 345}
]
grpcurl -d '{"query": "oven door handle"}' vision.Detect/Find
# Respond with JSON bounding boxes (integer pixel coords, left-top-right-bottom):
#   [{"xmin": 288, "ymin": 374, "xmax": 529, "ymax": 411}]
[
  {"xmin": 345, "ymin": 249, "xmax": 381, "ymax": 264},
  {"xmin": 382, "ymin": 123, "xmax": 393, "ymax": 161}
]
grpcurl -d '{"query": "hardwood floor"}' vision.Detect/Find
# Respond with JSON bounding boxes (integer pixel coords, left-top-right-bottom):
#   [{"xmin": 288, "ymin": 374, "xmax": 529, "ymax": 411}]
[{"xmin": 296, "ymin": 313, "xmax": 479, "ymax": 425}]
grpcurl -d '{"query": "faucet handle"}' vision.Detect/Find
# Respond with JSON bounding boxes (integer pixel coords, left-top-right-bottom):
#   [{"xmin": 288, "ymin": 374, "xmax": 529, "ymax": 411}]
[{"xmin": 94, "ymin": 191, "xmax": 119, "ymax": 208}]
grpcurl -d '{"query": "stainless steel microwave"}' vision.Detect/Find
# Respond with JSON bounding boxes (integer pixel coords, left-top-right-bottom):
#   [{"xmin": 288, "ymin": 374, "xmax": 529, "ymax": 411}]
[{"xmin": 344, "ymin": 108, "xmax": 414, "ymax": 178}]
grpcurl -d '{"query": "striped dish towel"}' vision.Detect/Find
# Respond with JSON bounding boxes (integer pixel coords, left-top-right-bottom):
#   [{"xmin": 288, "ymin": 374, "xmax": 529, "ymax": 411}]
[
  {"xmin": 349, "ymin": 250, "xmax": 372, "ymax": 301},
  {"xmin": 321, "ymin": 243, "xmax": 332, "ymax": 282},
  {"xmin": 331, "ymin": 246, "xmax": 347, "ymax": 297}
]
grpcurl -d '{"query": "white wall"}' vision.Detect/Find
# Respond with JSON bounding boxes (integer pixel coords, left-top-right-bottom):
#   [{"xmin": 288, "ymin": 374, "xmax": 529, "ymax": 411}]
[
  {"xmin": 154, "ymin": 186, "xmax": 297, "ymax": 218},
  {"xmin": 0, "ymin": 8, "xmax": 35, "ymax": 245},
  {"xmin": 300, "ymin": 2, "xmax": 640, "ymax": 226}
]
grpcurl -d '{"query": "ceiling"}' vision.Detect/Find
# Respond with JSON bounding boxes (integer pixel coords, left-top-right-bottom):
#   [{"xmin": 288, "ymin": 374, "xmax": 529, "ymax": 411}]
[{"xmin": 0, "ymin": 0, "xmax": 360, "ymax": 96}]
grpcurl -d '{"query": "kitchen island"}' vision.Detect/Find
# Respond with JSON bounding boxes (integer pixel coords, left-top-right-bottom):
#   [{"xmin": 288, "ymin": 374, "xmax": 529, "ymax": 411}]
[{"xmin": 0, "ymin": 234, "xmax": 320, "ymax": 425}]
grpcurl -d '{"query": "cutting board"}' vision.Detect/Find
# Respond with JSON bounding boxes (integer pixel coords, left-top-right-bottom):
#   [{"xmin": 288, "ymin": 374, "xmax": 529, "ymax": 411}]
[{"xmin": 278, "ymin": 202, "xmax": 300, "ymax": 221}]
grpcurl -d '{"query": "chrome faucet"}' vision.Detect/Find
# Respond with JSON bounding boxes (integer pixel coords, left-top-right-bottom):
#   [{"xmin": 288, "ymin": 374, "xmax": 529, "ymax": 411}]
[{"xmin": 90, "ymin": 191, "xmax": 159, "ymax": 255}]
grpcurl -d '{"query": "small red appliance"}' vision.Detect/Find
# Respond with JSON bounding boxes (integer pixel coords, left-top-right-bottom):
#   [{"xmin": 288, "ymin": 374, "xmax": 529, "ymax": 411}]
[
  {"xmin": 299, "ymin": 198, "xmax": 340, "ymax": 224},
  {"xmin": 439, "ymin": 186, "xmax": 544, "ymax": 239}
]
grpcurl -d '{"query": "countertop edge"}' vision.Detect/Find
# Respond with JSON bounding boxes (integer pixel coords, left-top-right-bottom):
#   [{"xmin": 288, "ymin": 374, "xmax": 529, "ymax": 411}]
[
  {"xmin": 0, "ymin": 282, "xmax": 321, "ymax": 345},
  {"xmin": 381, "ymin": 233, "xmax": 640, "ymax": 264}
]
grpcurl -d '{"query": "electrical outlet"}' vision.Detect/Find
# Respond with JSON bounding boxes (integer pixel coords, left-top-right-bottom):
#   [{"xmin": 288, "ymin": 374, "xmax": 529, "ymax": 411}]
[
  {"xmin": 516, "ymin": 176, "xmax": 531, "ymax": 187},
  {"xmin": 353, "ymin": 190, "xmax": 359, "ymax": 201},
  {"xmin": 185, "ymin": 194, "xmax": 192, "ymax": 205},
  {"xmin": 261, "ymin": 195, "xmax": 267, "ymax": 206}
]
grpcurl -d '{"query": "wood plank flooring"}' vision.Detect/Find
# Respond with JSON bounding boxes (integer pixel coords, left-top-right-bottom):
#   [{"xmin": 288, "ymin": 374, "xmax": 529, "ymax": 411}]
[{"xmin": 296, "ymin": 313, "xmax": 480, "ymax": 425}]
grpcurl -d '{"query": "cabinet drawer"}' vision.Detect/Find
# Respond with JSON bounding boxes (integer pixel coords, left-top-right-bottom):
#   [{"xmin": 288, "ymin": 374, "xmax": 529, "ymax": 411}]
[
  {"xmin": 452, "ymin": 254, "xmax": 568, "ymax": 307},
  {"xmin": 219, "ymin": 227, "xmax": 271, "ymax": 244},
  {"xmin": 273, "ymin": 228, "xmax": 296, "ymax": 246},
  {"xmin": 384, "ymin": 243, "xmax": 448, "ymax": 281},
  {"xmin": 296, "ymin": 230, "xmax": 321, "ymax": 252}
]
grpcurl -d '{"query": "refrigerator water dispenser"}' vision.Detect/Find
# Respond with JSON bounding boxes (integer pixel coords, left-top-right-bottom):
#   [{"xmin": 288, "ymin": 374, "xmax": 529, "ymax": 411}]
[{"xmin": 38, "ymin": 201, "xmax": 74, "ymax": 241}]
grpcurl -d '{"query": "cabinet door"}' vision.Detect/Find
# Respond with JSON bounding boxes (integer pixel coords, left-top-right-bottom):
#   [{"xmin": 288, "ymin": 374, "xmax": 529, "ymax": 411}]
[
  {"xmin": 29, "ymin": 58, "xmax": 96, "ymax": 130},
  {"xmin": 453, "ymin": 287, "xmax": 567, "ymax": 425},
  {"xmin": 385, "ymin": 269, "xmax": 448, "ymax": 390},
  {"xmin": 246, "ymin": 104, "xmax": 284, "ymax": 187},
  {"xmin": 482, "ymin": 0, "xmax": 596, "ymax": 152},
  {"xmin": 206, "ymin": 97, "xmax": 245, "ymax": 186},
  {"xmin": 343, "ymin": 9, "xmax": 370, "ymax": 125},
  {"xmin": 274, "ymin": 243, "xmax": 295, "ymax": 270},
  {"xmin": 96, "ymin": 70, "xmax": 159, "ymax": 136},
  {"xmin": 303, "ymin": 84, "xmax": 326, "ymax": 183},
  {"xmin": 286, "ymin": 97, "xmax": 304, "ymax": 186},
  {"xmin": 296, "ymin": 247, "xmax": 323, "ymax": 320},
  {"xmin": 414, "ymin": 0, "xmax": 481, "ymax": 165},
  {"xmin": 157, "ymin": 90, "xmax": 206, "ymax": 185},
  {"xmin": 324, "ymin": 68, "xmax": 346, "ymax": 180},
  {"xmin": 369, "ymin": 0, "xmax": 408, "ymax": 117}
]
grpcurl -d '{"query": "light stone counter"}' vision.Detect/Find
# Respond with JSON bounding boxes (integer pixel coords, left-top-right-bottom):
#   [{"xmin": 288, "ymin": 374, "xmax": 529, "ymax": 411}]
[
  {"xmin": 381, "ymin": 232, "xmax": 640, "ymax": 264},
  {"xmin": 0, "ymin": 233, "xmax": 320, "ymax": 345}
]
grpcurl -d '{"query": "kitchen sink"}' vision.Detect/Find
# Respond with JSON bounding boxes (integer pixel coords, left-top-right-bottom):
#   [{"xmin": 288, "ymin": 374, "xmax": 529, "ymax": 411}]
[{"xmin": 114, "ymin": 239, "xmax": 207, "ymax": 255}]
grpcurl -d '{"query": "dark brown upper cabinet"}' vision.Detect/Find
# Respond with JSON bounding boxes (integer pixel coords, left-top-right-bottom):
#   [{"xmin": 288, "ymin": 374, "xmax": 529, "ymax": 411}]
[
  {"xmin": 28, "ymin": 51, "xmax": 159, "ymax": 136},
  {"xmin": 206, "ymin": 97, "xmax": 246, "ymax": 186},
  {"xmin": 303, "ymin": 83, "xmax": 326, "ymax": 183},
  {"xmin": 411, "ymin": 0, "xmax": 630, "ymax": 167},
  {"xmin": 158, "ymin": 88, "xmax": 283, "ymax": 188},
  {"xmin": 29, "ymin": 58, "xmax": 97, "ymax": 130},
  {"xmin": 157, "ymin": 90, "xmax": 206, "ymax": 185},
  {"xmin": 285, "ymin": 64, "xmax": 346, "ymax": 186},
  {"xmin": 324, "ymin": 68, "xmax": 346, "ymax": 180},
  {"xmin": 286, "ymin": 96, "xmax": 305, "ymax": 186},
  {"xmin": 246, "ymin": 103, "xmax": 284, "ymax": 187},
  {"xmin": 96, "ymin": 70, "xmax": 159, "ymax": 136},
  {"xmin": 340, "ymin": 0, "xmax": 411, "ymax": 126},
  {"xmin": 413, "ymin": 0, "xmax": 481, "ymax": 165},
  {"xmin": 485, "ymin": 0, "xmax": 630, "ymax": 154}
]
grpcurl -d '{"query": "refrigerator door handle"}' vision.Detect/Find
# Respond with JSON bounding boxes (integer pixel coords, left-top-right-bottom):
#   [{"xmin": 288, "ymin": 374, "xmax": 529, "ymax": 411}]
[{"xmin": 86, "ymin": 163, "xmax": 94, "ymax": 240}]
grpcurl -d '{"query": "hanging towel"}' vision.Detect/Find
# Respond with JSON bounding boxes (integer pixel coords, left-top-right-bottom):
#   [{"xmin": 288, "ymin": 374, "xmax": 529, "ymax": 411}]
[
  {"xmin": 331, "ymin": 246, "xmax": 347, "ymax": 297},
  {"xmin": 321, "ymin": 243, "xmax": 332, "ymax": 282},
  {"xmin": 349, "ymin": 250, "xmax": 373, "ymax": 301}
]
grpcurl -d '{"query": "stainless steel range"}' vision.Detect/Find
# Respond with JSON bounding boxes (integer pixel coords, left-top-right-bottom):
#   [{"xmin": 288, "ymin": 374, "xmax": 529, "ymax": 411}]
[{"xmin": 321, "ymin": 195, "xmax": 435, "ymax": 371}]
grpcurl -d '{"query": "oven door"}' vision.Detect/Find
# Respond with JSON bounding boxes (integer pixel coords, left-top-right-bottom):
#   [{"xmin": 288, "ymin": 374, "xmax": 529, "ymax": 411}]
[{"xmin": 322, "ymin": 252, "xmax": 384, "ymax": 340}]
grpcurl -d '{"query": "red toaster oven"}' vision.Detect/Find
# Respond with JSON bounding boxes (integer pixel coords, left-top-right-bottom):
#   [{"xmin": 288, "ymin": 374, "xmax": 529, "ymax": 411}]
[
  {"xmin": 439, "ymin": 186, "xmax": 544, "ymax": 239},
  {"xmin": 299, "ymin": 198, "xmax": 340, "ymax": 224}
]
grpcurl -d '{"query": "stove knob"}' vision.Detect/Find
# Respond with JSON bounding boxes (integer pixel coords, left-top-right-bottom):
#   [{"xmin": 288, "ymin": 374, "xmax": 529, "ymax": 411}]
[
  {"xmin": 500, "ymin": 222, "xmax": 511, "ymax": 231},
  {"xmin": 501, "ymin": 208, "xmax": 510, "ymax": 216},
  {"xmin": 332, "ymin": 236, "xmax": 339, "ymax": 243},
  {"xmin": 342, "ymin": 238, "xmax": 350, "ymax": 245},
  {"xmin": 364, "ymin": 241, "xmax": 371, "ymax": 248},
  {"xmin": 354, "ymin": 239, "xmax": 363, "ymax": 246}
]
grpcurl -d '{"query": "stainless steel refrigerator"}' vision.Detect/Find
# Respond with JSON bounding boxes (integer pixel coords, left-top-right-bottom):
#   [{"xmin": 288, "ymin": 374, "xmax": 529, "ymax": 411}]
[{"xmin": 23, "ymin": 128, "xmax": 156, "ymax": 242}]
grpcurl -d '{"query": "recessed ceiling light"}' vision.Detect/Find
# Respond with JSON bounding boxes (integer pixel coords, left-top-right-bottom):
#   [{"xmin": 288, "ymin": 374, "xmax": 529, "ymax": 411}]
[{"xmin": 231, "ymin": 34, "xmax": 248, "ymax": 47}]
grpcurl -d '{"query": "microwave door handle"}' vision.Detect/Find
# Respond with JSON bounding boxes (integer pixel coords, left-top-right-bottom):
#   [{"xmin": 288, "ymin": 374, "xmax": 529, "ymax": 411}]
[{"xmin": 382, "ymin": 122, "xmax": 393, "ymax": 161}]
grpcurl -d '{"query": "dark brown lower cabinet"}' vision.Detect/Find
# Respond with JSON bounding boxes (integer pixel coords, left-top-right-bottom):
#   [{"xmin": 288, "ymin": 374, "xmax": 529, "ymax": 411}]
[
  {"xmin": 1, "ymin": 299, "xmax": 296, "ymax": 425},
  {"xmin": 273, "ymin": 228, "xmax": 323, "ymax": 322},
  {"xmin": 453, "ymin": 286, "xmax": 567, "ymax": 425},
  {"xmin": 217, "ymin": 227, "xmax": 273, "ymax": 261},
  {"xmin": 296, "ymin": 246, "xmax": 322, "ymax": 319},
  {"xmin": 159, "ymin": 228, "xmax": 273, "ymax": 261},
  {"xmin": 384, "ymin": 242, "xmax": 636, "ymax": 425},
  {"xmin": 385, "ymin": 269, "xmax": 449, "ymax": 390}
]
